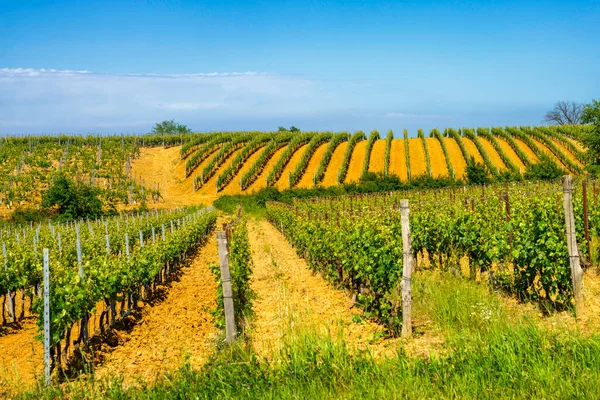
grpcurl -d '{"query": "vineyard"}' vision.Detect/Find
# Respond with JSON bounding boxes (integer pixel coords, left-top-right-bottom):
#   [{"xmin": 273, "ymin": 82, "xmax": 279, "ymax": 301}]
[
  {"xmin": 266, "ymin": 178, "xmax": 595, "ymax": 330},
  {"xmin": 1, "ymin": 125, "xmax": 600, "ymax": 398},
  {"xmin": 0, "ymin": 125, "xmax": 589, "ymax": 215}
]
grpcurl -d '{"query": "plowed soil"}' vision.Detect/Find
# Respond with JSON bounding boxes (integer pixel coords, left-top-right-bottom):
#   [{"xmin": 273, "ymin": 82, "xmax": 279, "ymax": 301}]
[
  {"xmin": 408, "ymin": 138, "xmax": 427, "ymax": 178},
  {"xmin": 368, "ymin": 139, "xmax": 386, "ymax": 174},
  {"xmin": 0, "ymin": 318, "xmax": 42, "ymax": 387},
  {"xmin": 95, "ymin": 233, "xmax": 219, "ymax": 386},
  {"xmin": 426, "ymin": 138, "xmax": 449, "ymax": 178},
  {"xmin": 529, "ymin": 137, "xmax": 567, "ymax": 169},
  {"xmin": 274, "ymin": 144, "xmax": 309, "ymax": 190},
  {"xmin": 462, "ymin": 138, "xmax": 484, "ymax": 164},
  {"xmin": 297, "ymin": 143, "xmax": 328, "ymax": 188},
  {"xmin": 479, "ymin": 137, "xmax": 507, "ymax": 170},
  {"xmin": 389, "ymin": 139, "xmax": 408, "ymax": 181},
  {"xmin": 321, "ymin": 142, "xmax": 348, "ymax": 187},
  {"xmin": 345, "ymin": 140, "xmax": 367, "ymax": 183},
  {"xmin": 512, "ymin": 138, "xmax": 539, "ymax": 164},
  {"xmin": 131, "ymin": 146, "xmax": 217, "ymax": 208}
]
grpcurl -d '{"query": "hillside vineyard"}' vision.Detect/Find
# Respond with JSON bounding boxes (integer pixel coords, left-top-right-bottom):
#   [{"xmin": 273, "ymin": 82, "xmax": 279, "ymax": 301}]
[{"xmin": 0, "ymin": 125, "xmax": 588, "ymax": 207}]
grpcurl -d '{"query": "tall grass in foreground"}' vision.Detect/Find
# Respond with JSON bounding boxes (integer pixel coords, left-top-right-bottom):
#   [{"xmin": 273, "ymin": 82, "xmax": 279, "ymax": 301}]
[{"xmin": 14, "ymin": 272, "xmax": 600, "ymax": 399}]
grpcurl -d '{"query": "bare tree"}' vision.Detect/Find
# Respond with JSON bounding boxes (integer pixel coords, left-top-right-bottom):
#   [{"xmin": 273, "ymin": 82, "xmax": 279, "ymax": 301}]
[{"xmin": 544, "ymin": 101, "xmax": 584, "ymax": 125}]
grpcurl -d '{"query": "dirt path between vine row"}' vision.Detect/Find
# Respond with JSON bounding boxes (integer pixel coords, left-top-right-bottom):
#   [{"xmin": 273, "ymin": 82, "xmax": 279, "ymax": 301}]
[
  {"xmin": 94, "ymin": 233, "xmax": 219, "ymax": 386},
  {"xmin": 247, "ymin": 219, "xmax": 442, "ymax": 359}
]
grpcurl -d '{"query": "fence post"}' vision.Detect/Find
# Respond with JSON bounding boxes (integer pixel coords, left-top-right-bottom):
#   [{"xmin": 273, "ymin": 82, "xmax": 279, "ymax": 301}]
[
  {"xmin": 43, "ymin": 248, "xmax": 51, "ymax": 385},
  {"xmin": 3, "ymin": 242, "xmax": 14, "ymax": 323},
  {"xmin": 216, "ymin": 230, "xmax": 236, "ymax": 343},
  {"xmin": 562, "ymin": 175, "xmax": 584, "ymax": 318},
  {"xmin": 400, "ymin": 199, "xmax": 413, "ymax": 338},
  {"xmin": 582, "ymin": 180, "xmax": 591, "ymax": 263},
  {"xmin": 76, "ymin": 227, "xmax": 88, "ymax": 345}
]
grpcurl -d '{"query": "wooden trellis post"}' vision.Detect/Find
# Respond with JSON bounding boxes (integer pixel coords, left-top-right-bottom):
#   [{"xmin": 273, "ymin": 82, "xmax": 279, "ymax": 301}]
[
  {"xmin": 562, "ymin": 175, "xmax": 584, "ymax": 318},
  {"xmin": 400, "ymin": 199, "xmax": 413, "ymax": 338},
  {"xmin": 216, "ymin": 230, "xmax": 236, "ymax": 343}
]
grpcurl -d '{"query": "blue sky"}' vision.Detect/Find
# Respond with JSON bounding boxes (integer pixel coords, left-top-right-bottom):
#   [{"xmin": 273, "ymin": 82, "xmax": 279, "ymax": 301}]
[{"xmin": 0, "ymin": 0, "xmax": 599, "ymax": 135}]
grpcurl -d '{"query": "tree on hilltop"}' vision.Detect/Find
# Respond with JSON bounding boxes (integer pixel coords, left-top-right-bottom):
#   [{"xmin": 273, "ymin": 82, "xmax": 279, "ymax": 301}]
[
  {"xmin": 151, "ymin": 120, "xmax": 192, "ymax": 135},
  {"xmin": 543, "ymin": 101, "xmax": 584, "ymax": 125}
]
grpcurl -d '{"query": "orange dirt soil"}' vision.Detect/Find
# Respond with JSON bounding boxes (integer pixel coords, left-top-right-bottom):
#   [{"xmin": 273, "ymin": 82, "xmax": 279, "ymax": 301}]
[
  {"xmin": 389, "ymin": 139, "xmax": 408, "ymax": 181},
  {"xmin": 462, "ymin": 138, "xmax": 484, "ymax": 164},
  {"xmin": 529, "ymin": 137, "xmax": 568, "ymax": 169},
  {"xmin": 367, "ymin": 139, "xmax": 386, "ymax": 174},
  {"xmin": 478, "ymin": 137, "xmax": 507, "ymax": 170},
  {"xmin": 344, "ymin": 140, "xmax": 367, "ymax": 183},
  {"xmin": 296, "ymin": 143, "xmax": 328, "ymax": 189},
  {"xmin": 548, "ymin": 138, "xmax": 584, "ymax": 169},
  {"xmin": 444, "ymin": 138, "xmax": 467, "ymax": 179},
  {"xmin": 478, "ymin": 136, "xmax": 507, "ymax": 170},
  {"xmin": 219, "ymin": 145, "xmax": 266, "ymax": 195},
  {"xmin": 274, "ymin": 144, "xmax": 309, "ymax": 190},
  {"xmin": 408, "ymin": 138, "xmax": 427, "ymax": 178},
  {"xmin": 495, "ymin": 137, "xmax": 526, "ymax": 172},
  {"xmin": 245, "ymin": 146, "xmax": 287, "ymax": 194},
  {"xmin": 247, "ymin": 219, "xmax": 427, "ymax": 359},
  {"xmin": 0, "ymin": 318, "xmax": 42, "ymax": 388},
  {"xmin": 95, "ymin": 233, "xmax": 219, "ymax": 386},
  {"xmin": 131, "ymin": 146, "xmax": 217, "ymax": 208},
  {"xmin": 512, "ymin": 138, "xmax": 539, "ymax": 165},
  {"xmin": 425, "ymin": 138, "xmax": 449, "ymax": 178},
  {"xmin": 321, "ymin": 141, "xmax": 348, "ymax": 187}
]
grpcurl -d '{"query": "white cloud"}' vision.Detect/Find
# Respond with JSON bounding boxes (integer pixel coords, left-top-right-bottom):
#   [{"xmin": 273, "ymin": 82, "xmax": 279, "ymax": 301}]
[{"xmin": 0, "ymin": 68, "xmax": 323, "ymax": 132}]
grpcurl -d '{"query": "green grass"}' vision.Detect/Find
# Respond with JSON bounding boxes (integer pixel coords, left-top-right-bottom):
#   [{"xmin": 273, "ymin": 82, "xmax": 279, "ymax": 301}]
[{"xmin": 14, "ymin": 270, "xmax": 600, "ymax": 399}]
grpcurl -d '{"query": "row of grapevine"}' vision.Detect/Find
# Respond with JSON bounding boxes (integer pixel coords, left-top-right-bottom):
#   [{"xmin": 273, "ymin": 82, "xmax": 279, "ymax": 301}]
[
  {"xmin": 462, "ymin": 128, "xmax": 499, "ymax": 176},
  {"xmin": 526, "ymin": 127, "xmax": 582, "ymax": 173},
  {"xmin": 403, "ymin": 130, "xmax": 411, "ymax": 181},
  {"xmin": 476, "ymin": 128, "xmax": 519, "ymax": 172},
  {"xmin": 337, "ymin": 131, "xmax": 366, "ymax": 184},
  {"xmin": 0, "ymin": 134, "xmax": 145, "ymax": 209},
  {"xmin": 266, "ymin": 133, "xmax": 315, "ymax": 187},
  {"xmin": 538, "ymin": 127, "xmax": 587, "ymax": 163},
  {"xmin": 180, "ymin": 133, "xmax": 211, "ymax": 160},
  {"xmin": 211, "ymin": 212, "xmax": 253, "ymax": 333},
  {"xmin": 239, "ymin": 134, "xmax": 293, "ymax": 191},
  {"xmin": 383, "ymin": 130, "xmax": 393, "ymax": 177},
  {"xmin": 360, "ymin": 130, "xmax": 380, "ymax": 180},
  {"xmin": 418, "ymin": 129, "xmax": 432, "ymax": 177},
  {"xmin": 267, "ymin": 179, "xmax": 593, "ymax": 334},
  {"xmin": 431, "ymin": 129, "xmax": 455, "ymax": 178},
  {"xmin": 216, "ymin": 133, "xmax": 274, "ymax": 192},
  {"xmin": 505, "ymin": 127, "xmax": 549, "ymax": 164},
  {"xmin": 1, "ymin": 207, "xmax": 216, "ymax": 371},
  {"xmin": 184, "ymin": 134, "xmax": 230, "ymax": 178},
  {"xmin": 289, "ymin": 133, "xmax": 333, "ymax": 188},
  {"xmin": 314, "ymin": 133, "xmax": 350, "ymax": 185},
  {"xmin": 445, "ymin": 128, "xmax": 470, "ymax": 168},
  {"xmin": 492, "ymin": 127, "xmax": 532, "ymax": 167},
  {"xmin": 195, "ymin": 134, "xmax": 252, "ymax": 190}
]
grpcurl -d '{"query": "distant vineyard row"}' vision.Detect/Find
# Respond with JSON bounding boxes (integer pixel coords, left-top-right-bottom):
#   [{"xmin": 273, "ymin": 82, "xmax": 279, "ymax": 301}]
[
  {"xmin": 0, "ymin": 126, "xmax": 589, "ymax": 206},
  {"xmin": 179, "ymin": 125, "xmax": 589, "ymax": 194}
]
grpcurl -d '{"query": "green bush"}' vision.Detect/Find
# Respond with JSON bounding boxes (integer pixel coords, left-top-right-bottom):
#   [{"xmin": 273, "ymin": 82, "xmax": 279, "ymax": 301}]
[
  {"xmin": 465, "ymin": 156, "xmax": 489, "ymax": 185},
  {"xmin": 523, "ymin": 155, "xmax": 564, "ymax": 181},
  {"xmin": 42, "ymin": 174, "xmax": 104, "ymax": 221}
]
